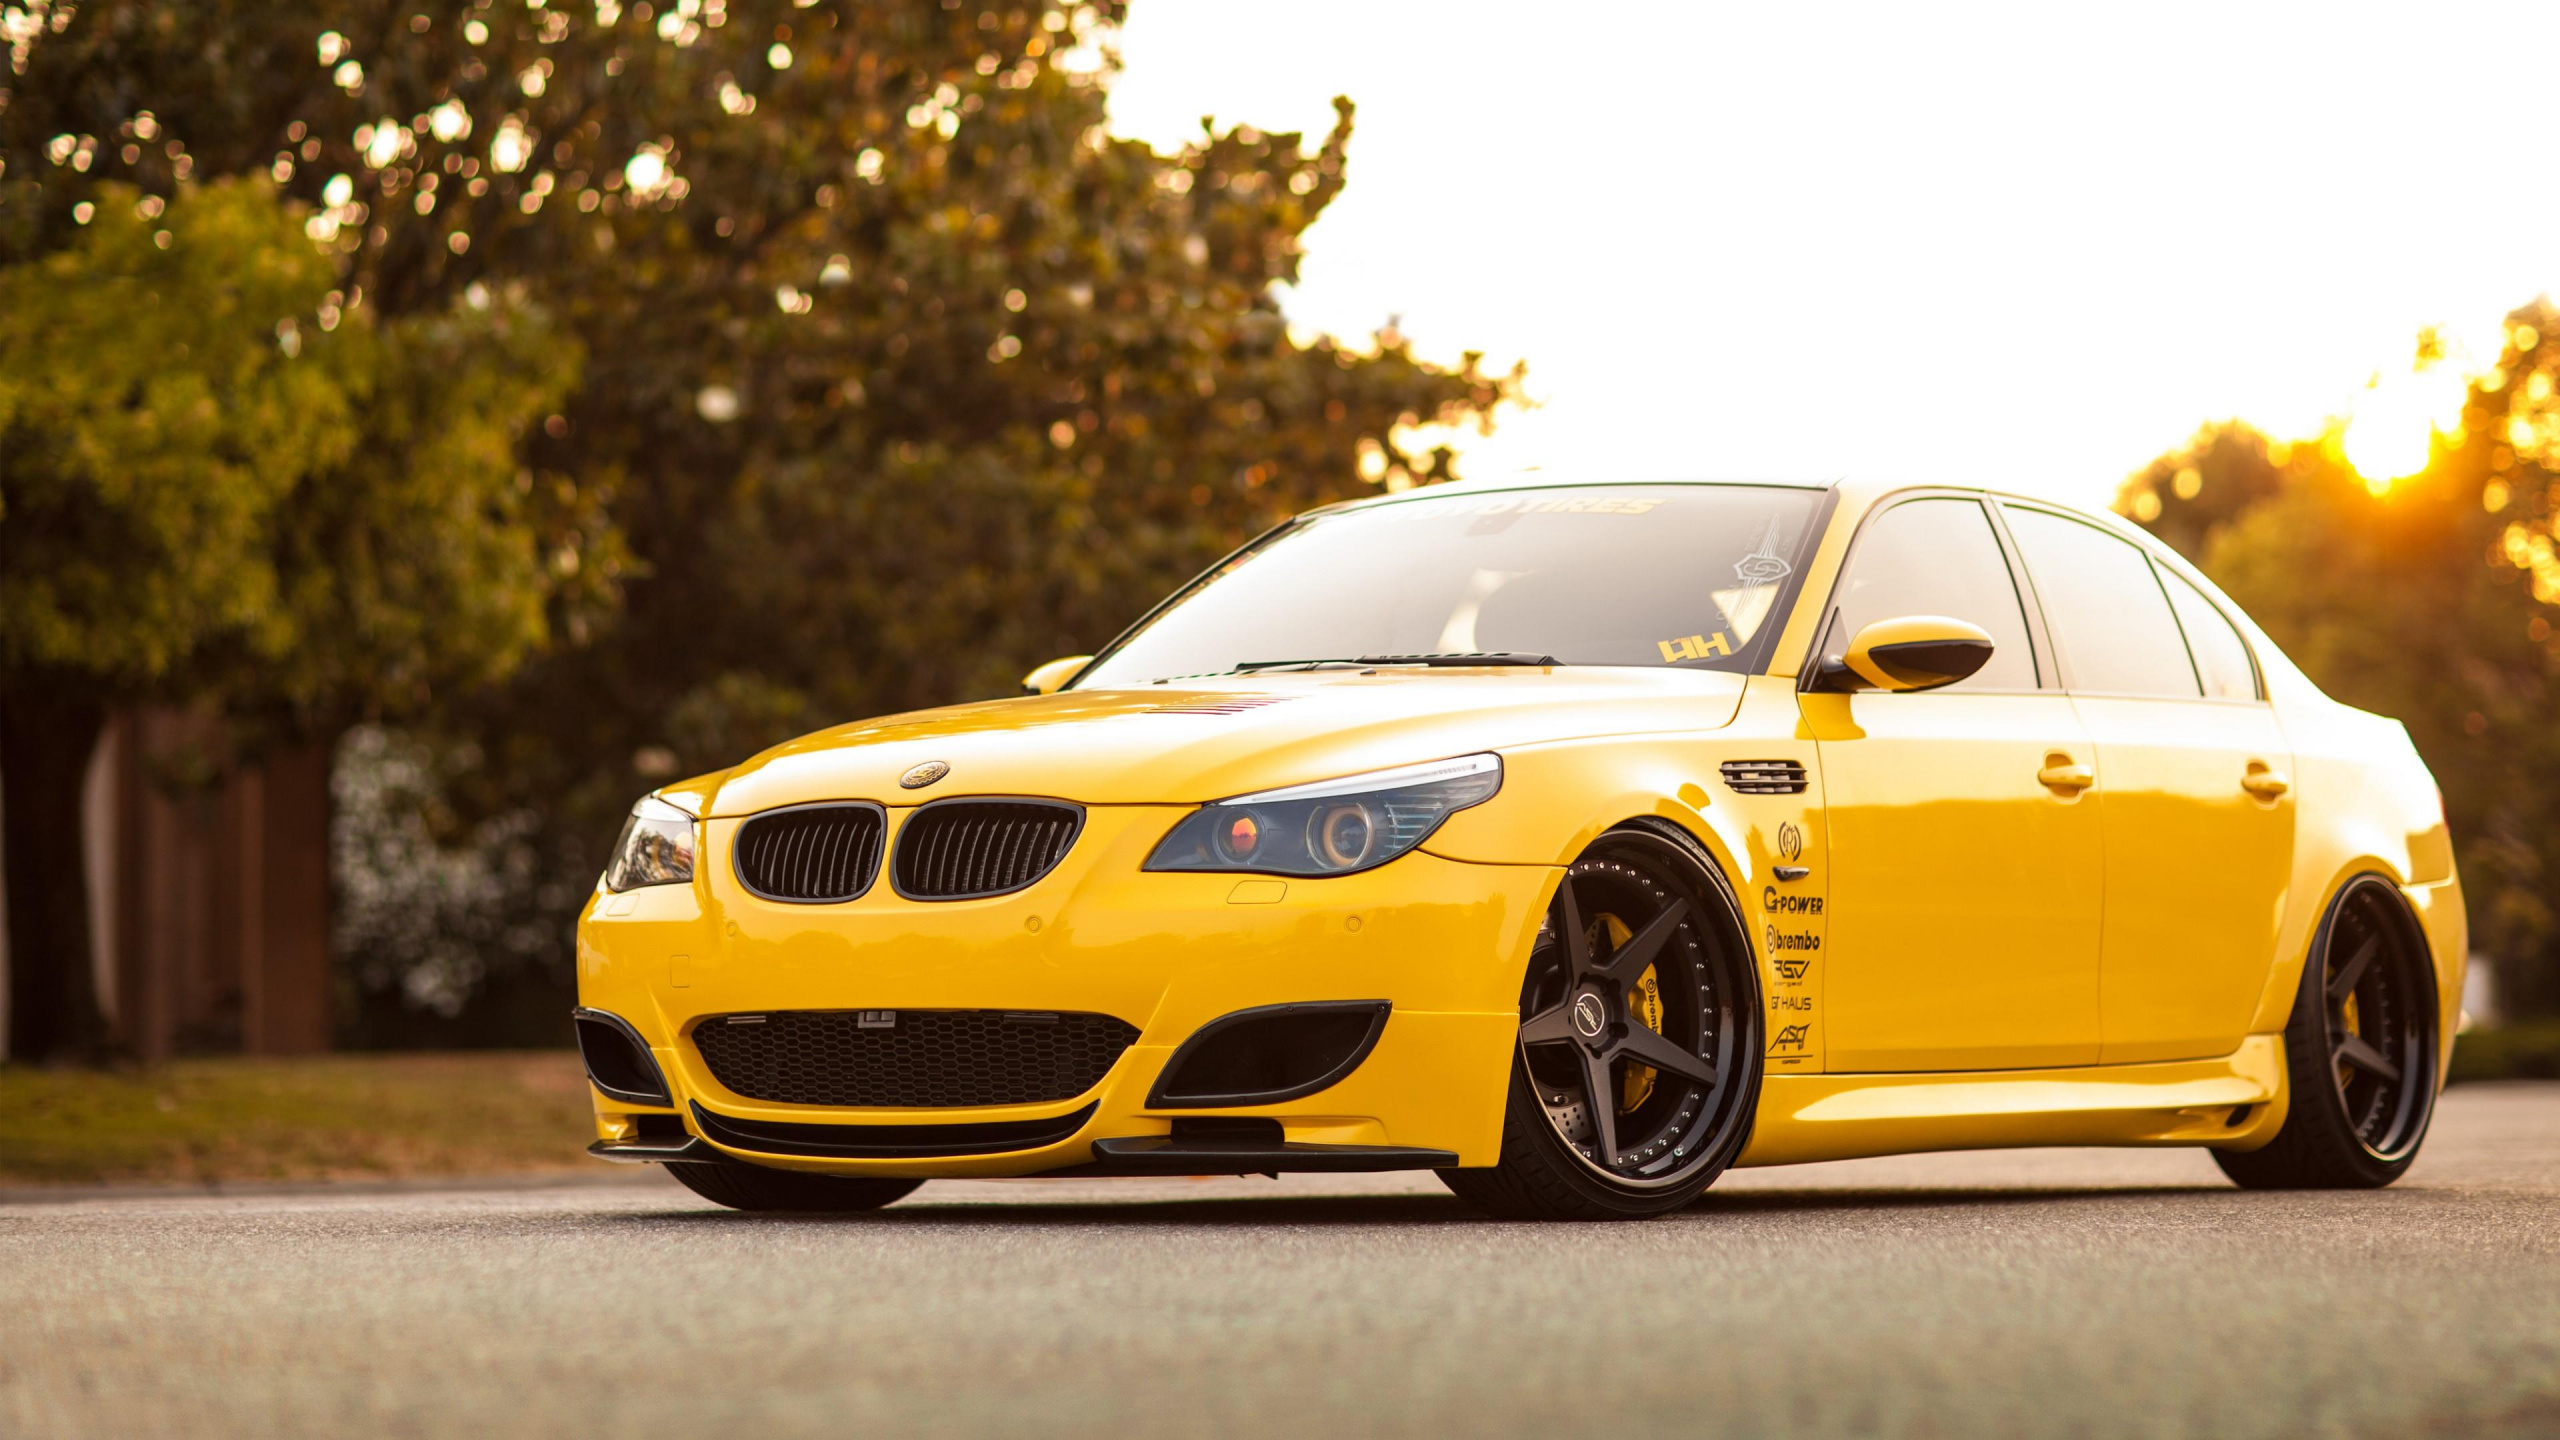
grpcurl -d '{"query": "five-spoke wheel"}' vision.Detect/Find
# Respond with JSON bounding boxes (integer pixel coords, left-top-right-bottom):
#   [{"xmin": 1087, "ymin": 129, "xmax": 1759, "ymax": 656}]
[
  {"xmin": 1441, "ymin": 821, "xmax": 1761, "ymax": 1219},
  {"xmin": 2217, "ymin": 874, "xmax": 2437, "ymax": 1189}
]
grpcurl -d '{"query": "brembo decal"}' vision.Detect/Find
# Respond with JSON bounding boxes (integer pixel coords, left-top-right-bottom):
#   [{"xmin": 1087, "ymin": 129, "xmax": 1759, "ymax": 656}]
[{"xmin": 1764, "ymin": 924, "xmax": 1821, "ymax": 954}]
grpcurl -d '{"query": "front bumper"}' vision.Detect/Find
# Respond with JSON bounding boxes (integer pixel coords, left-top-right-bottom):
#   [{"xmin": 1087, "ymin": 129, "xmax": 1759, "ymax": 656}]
[{"xmin": 576, "ymin": 804, "xmax": 1550, "ymax": 1176}]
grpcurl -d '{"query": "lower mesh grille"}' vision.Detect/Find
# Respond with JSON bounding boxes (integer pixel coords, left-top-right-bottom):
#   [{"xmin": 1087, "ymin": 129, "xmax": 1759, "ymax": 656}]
[
  {"xmin": 692, "ymin": 1008, "xmax": 1140, "ymax": 1108},
  {"xmin": 892, "ymin": 800, "xmax": 1083, "ymax": 899},
  {"xmin": 734, "ymin": 803, "xmax": 885, "ymax": 902}
]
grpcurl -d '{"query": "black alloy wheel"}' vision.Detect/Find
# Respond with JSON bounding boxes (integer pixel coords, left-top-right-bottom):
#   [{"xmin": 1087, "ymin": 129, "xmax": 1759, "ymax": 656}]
[
  {"xmin": 1440, "ymin": 821, "xmax": 1762, "ymax": 1219},
  {"xmin": 2217, "ymin": 874, "xmax": 2438, "ymax": 1190}
]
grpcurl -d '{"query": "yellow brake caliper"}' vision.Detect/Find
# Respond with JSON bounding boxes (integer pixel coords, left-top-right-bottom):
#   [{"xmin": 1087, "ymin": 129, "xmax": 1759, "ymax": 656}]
[{"xmin": 1589, "ymin": 913, "xmax": 1666, "ymax": 1111}]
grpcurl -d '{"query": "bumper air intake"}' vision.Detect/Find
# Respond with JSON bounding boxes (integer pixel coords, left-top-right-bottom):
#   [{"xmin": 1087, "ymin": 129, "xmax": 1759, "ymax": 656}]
[
  {"xmin": 1146, "ymin": 1001, "xmax": 1392, "ymax": 1109},
  {"xmin": 573, "ymin": 1008, "xmax": 673, "ymax": 1107},
  {"xmin": 693, "ymin": 1008, "xmax": 1140, "ymax": 1108}
]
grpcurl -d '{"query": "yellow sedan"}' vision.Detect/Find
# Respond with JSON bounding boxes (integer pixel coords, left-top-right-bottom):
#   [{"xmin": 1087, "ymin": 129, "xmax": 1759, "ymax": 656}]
[{"xmin": 575, "ymin": 478, "xmax": 2462, "ymax": 1218}]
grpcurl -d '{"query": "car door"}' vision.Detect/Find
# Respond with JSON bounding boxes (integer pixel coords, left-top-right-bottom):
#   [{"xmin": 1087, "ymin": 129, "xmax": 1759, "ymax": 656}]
[
  {"xmin": 1804, "ymin": 495, "xmax": 2104, "ymax": 1072},
  {"xmin": 1998, "ymin": 505, "xmax": 2296, "ymax": 1065}
]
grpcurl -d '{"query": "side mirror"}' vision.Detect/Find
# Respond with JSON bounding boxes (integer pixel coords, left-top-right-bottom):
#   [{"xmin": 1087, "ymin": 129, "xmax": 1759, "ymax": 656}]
[
  {"xmin": 1020, "ymin": 655, "xmax": 1093, "ymax": 696},
  {"xmin": 1813, "ymin": 615, "xmax": 1994, "ymax": 693}
]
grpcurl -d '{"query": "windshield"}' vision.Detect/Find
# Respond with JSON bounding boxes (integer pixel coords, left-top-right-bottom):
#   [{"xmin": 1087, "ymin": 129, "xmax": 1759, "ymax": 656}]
[{"xmin": 1075, "ymin": 484, "xmax": 1828, "ymax": 687}]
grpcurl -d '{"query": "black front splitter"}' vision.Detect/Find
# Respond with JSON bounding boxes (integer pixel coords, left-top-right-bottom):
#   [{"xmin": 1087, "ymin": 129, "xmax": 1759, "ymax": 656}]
[{"xmin": 1052, "ymin": 1136, "xmax": 1458, "ymax": 1177}]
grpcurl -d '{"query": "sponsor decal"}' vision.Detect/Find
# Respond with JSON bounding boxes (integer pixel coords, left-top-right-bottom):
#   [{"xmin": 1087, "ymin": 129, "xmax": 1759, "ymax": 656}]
[
  {"xmin": 1771, "ymin": 992, "xmax": 1814, "ymax": 1013},
  {"xmin": 1658, "ymin": 631, "xmax": 1735, "ymax": 663},
  {"xmin": 1733, "ymin": 517, "xmax": 1795, "ymax": 586},
  {"xmin": 1769, "ymin": 1022, "xmax": 1813, "ymax": 1054},
  {"xmin": 1764, "ymin": 886, "xmax": 1824, "ymax": 916},
  {"xmin": 1765, "ymin": 922, "xmax": 1819, "ymax": 983},
  {"xmin": 1776, "ymin": 822, "xmax": 1804, "ymax": 863}
]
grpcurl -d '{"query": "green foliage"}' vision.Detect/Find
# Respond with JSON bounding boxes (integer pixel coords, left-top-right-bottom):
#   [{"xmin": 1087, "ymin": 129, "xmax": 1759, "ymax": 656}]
[
  {"xmin": 0, "ymin": 167, "xmax": 587, "ymax": 721},
  {"xmin": 2125, "ymin": 309, "xmax": 2560, "ymax": 1014},
  {"xmin": 5, "ymin": 1, "xmax": 1516, "ymax": 1034},
  {"xmin": 0, "ymin": 177, "xmax": 356, "ymax": 686},
  {"xmin": 238, "ymin": 292, "xmax": 608, "ymax": 732}
]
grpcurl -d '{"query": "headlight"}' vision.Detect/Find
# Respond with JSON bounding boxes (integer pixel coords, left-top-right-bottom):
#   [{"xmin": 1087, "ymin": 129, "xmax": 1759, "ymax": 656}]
[
  {"xmin": 604, "ymin": 795, "xmax": 697, "ymax": 892},
  {"xmin": 1145, "ymin": 754, "xmax": 1501, "ymax": 877}
]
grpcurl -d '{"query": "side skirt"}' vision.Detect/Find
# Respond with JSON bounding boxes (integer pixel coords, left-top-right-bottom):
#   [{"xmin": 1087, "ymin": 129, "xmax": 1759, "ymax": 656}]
[{"xmin": 1736, "ymin": 1034, "xmax": 2291, "ymax": 1167}]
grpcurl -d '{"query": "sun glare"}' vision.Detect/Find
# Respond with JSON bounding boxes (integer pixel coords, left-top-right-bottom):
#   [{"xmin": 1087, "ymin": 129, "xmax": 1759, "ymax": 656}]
[{"xmin": 2343, "ymin": 360, "xmax": 2469, "ymax": 494}]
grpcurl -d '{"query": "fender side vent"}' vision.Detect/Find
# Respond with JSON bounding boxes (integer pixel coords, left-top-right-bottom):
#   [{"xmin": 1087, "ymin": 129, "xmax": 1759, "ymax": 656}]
[{"xmin": 1720, "ymin": 760, "xmax": 1808, "ymax": 795}]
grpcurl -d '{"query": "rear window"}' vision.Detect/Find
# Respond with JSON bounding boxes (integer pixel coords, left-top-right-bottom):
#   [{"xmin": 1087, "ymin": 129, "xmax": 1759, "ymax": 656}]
[
  {"xmin": 2002, "ymin": 506, "xmax": 2201, "ymax": 698},
  {"xmin": 2160, "ymin": 566, "xmax": 2261, "ymax": 700}
]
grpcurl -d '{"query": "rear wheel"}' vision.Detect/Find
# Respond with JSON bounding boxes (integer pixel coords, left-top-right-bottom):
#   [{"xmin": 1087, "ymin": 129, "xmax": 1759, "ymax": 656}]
[
  {"xmin": 2216, "ymin": 874, "xmax": 2438, "ymax": 1190},
  {"xmin": 1440, "ymin": 822, "xmax": 1762, "ymax": 1220},
  {"xmin": 666, "ymin": 1160, "xmax": 923, "ymax": 1212}
]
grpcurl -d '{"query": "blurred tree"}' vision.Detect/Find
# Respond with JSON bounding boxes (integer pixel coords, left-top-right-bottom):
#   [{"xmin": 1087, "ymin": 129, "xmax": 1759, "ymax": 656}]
[
  {"xmin": 0, "ymin": 177, "xmax": 356, "ymax": 1058},
  {"xmin": 0, "ymin": 173, "xmax": 584, "ymax": 1059},
  {"xmin": 2122, "ymin": 309, "xmax": 2560, "ymax": 1015},
  {"xmin": 2112, "ymin": 420, "xmax": 2287, "ymax": 564},
  {"xmin": 4, "ymin": 1, "xmax": 1516, "ymax": 1037}
]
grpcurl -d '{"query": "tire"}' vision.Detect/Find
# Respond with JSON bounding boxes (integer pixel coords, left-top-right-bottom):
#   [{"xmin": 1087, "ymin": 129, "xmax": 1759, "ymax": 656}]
[
  {"xmin": 2216, "ymin": 873, "xmax": 2439, "ymax": 1190},
  {"xmin": 1440, "ymin": 820, "xmax": 1763, "ymax": 1220},
  {"xmin": 665, "ymin": 1160, "xmax": 923, "ymax": 1212}
]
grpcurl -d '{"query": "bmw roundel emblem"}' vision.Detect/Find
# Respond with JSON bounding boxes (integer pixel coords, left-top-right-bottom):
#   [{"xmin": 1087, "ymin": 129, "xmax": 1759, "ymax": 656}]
[{"xmin": 900, "ymin": 760, "xmax": 951, "ymax": 790}]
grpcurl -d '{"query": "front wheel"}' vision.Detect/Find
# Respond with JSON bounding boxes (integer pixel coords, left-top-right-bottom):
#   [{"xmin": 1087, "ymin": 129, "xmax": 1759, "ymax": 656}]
[
  {"xmin": 1440, "ymin": 822, "xmax": 1763, "ymax": 1220},
  {"xmin": 666, "ymin": 1160, "xmax": 923, "ymax": 1212},
  {"xmin": 2216, "ymin": 874, "xmax": 2439, "ymax": 1190}
]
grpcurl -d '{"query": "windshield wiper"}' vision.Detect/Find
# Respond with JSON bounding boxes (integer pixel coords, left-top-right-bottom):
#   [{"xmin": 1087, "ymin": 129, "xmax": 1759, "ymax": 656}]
[
  {"xmin": 1230, "ymin": 658, "xmax": 1367, "ymax": 673},
  {"xmin": 1228, "ymin": 652, "xmax": 1560, "ymax": 675},
  {"xmin": 1354, "ymin": 652, "xmax": 1558, "ymax": 667}
]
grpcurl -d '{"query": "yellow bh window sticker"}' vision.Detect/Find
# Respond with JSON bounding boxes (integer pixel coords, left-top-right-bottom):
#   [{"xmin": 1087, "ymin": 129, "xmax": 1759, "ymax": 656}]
[{"xmin": 1658, "ymin": 632, "xmax": 1733, "ymax": 663}]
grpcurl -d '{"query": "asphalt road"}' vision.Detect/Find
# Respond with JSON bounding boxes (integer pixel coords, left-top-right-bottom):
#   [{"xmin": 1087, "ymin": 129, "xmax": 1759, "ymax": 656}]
[{"xmin": 7, "ymin": 1085, "xmax": 2560, "ymax": 1440}]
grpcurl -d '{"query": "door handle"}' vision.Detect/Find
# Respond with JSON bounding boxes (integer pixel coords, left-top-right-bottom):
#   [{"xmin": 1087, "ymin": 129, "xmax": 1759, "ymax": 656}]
[
  {"xmin": 2037, "ymin": 760, "xmax": 2096, "ymax": 792},
  {"xmin": 2241, "ymin": 765, "xmax": 2291, "ymax": 800}
]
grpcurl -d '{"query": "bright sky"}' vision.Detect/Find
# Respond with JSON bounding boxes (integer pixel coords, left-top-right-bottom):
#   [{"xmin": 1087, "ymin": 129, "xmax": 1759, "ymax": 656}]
[{"xmin": 1108, "ymin": 1, "xmax": 2560, "ymax": 508}]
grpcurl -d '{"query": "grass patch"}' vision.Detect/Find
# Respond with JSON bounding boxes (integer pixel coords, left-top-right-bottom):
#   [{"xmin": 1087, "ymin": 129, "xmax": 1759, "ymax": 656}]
[
  {"xmin": 2449, "ymin": 1024, "xmax": 2560, "ymax": 1085},
  {"xmin": 0, "ymin": 1051, "xmax": 598, "ymax": 1186}
]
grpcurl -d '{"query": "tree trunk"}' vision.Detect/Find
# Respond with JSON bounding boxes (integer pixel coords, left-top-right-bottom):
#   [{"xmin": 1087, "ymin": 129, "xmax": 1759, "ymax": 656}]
[{"xmin": 0, "ymin": 682, "xmax": 111, "ymax": 1063}]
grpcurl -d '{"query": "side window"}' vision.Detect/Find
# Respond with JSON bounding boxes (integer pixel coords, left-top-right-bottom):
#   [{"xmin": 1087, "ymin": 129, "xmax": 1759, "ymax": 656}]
[
  {"xmin": 2001, "ymin": 506, "xmax": 2200, "ymax": 698},
  {"xmin": 1827, "ymin": 498, "xmax": 2038, "ymax": 692},
  {"xmin": 2159, "ymin": 565, "xmax": 2260, "ymax": 700}
]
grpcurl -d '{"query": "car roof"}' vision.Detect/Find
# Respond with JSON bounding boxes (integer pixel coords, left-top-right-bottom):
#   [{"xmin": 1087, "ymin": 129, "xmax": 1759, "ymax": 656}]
[
  {"xmin": 1313, "ymin": 473, "xmax": 2131, "ymax": 534},
  {"xmin": 1310, "ymin": 473, "xmax": 1836, "ymax": 518}
]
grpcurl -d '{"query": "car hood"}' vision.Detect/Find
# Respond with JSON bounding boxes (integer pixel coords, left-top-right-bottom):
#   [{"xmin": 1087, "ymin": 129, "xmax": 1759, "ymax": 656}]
[{"xmin": 687, "ymin": 667, "xmax": 1748, "ymax": 815}]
